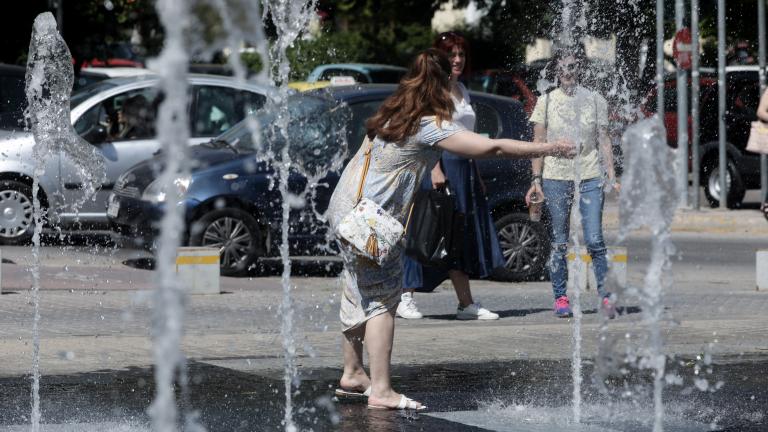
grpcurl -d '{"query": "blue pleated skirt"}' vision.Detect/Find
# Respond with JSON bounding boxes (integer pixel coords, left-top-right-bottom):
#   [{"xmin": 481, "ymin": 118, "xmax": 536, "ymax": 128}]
[{"xmin": 403, "ymin": 152, "xmax": 504, "ymax": 292}]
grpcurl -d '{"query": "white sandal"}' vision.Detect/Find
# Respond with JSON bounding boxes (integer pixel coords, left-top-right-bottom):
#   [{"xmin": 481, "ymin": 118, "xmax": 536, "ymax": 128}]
[
  {"xmin": 368, "ymin": 394, "xmax": 426, "ymax": 411},
  {"xmin": 334, "ymin": 386, "xmax": 371, "ymax": 400}
]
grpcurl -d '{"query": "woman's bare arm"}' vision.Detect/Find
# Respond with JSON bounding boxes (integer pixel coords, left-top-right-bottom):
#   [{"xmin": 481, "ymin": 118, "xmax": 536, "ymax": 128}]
[
  {"xmin": 757, "ymin": 90, "xmax": 768, "ymax": 123},
  {"xmin": 530, "ymin": 123, "xmax": 546, "ymax": 176},
  {"xmin": 436, "ymin": 130, "xmax": 573, "ymax": 159}
]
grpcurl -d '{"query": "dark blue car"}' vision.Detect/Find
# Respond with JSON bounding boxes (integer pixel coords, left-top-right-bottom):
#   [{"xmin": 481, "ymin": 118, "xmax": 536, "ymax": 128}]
[{"xmin": 108, "ymin": 85, "xmax": 549, "ymax": 278}]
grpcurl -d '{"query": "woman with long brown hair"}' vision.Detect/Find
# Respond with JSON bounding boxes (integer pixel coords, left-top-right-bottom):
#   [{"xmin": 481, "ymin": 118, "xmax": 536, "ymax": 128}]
[
  {"xmin": 399, "ymin": 31, "xmax": 504, "ymax": 321},
  {"xmin": 327, "ymin": 48, "xmax": 574, "ymax": 410}
]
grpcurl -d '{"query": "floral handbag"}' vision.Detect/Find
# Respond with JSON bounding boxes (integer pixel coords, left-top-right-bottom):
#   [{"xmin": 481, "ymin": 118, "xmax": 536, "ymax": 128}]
[
  {"xmin": 746, "ymin": 121, "xmax": 768, "ymax": 155},
  {"xmin": 336, "ymin": 136, "xmax": 405, "ymax": 265}
]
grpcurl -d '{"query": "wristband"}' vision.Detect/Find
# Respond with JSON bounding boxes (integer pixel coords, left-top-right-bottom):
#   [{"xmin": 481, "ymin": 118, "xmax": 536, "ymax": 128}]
[{"xmin": 532, "ymin": 174, "xmax": 542, "ymax": 185}]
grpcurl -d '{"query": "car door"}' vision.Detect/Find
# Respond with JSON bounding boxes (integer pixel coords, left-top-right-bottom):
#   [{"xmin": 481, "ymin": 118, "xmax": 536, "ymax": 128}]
[{"xmin": 60, "ymin": 86, "xmax": 163, "ymax": 221}]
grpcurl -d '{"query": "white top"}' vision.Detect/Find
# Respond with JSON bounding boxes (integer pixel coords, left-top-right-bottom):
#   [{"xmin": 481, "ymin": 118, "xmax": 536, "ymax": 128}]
[
  {"xmin": 529, "ymin": 86, "xmax": 608, "ymax": 181},
  {"xmin": 452, "ymin": 82, "xmax": 476, "ymax": 131}
]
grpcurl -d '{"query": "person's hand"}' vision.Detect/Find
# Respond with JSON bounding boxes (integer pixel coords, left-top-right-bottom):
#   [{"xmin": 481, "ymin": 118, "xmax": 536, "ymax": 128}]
[
  {"xmin": 550, "ymin": 139, "xmax": 577, "ymax": 158},
  {"xmin": 431, "ymin": 168, "xmax": 446, "ymax": 189},
  {"xmin": 605, "ymin": 178, "xmax": 621, "ymax": 194},
  {"xmin": 525, "ymin": 183, "xmax": 544, "ymax": 206}
]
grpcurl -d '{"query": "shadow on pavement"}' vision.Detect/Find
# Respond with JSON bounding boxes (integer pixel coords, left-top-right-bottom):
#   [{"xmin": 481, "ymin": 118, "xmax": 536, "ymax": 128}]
[{"xmin": 0, "ymin": 357, "xmax": 765, "ymax": 431}]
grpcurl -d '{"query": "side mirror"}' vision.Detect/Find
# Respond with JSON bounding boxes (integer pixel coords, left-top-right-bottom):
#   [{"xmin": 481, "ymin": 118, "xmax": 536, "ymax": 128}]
[{"xmin": 82, "ymin": 125, "xmax": 108, "ymax": 144}]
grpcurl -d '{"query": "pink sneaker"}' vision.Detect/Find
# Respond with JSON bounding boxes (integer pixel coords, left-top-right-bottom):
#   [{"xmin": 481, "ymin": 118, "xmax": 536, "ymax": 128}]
[
  {"xmin": 554, "ymin": 296, "xmax": 571, "ymax": 317},
  {"xmin": 602, "ymin": 297, "xmax": 617, "ymax": 319}
]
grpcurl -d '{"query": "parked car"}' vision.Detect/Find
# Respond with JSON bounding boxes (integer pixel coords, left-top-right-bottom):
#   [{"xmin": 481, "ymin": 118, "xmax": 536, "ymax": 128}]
[
  {"xmin": 641, "ymin": 66, "xmax": 763, "ymax": 207},
  {"xmin": 0, "ymin": 65, "xmax": 155, "ymax": 132},
  {"xmin": 107, "ymin": 84, "xmax": 548, "ymax": 279},
  {"xmin": 0, "ymin": 74, "xmax": 271, "ymax": 244},
  {"xmin": 306, "ymin": 63, "xmax": 407, "ymax": 84}
]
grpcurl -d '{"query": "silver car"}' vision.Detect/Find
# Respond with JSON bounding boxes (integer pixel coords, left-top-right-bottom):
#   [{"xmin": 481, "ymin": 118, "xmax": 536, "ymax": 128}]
[{"xmin": 0, "ymin": 74, "xmax": 271, "ymax": 244}]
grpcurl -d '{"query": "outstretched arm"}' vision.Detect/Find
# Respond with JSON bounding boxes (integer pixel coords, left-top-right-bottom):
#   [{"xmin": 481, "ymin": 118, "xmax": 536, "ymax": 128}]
[
  {"xmin": 758, "ymin": 89, "xmax": 768, "ymax": 123},
  {"xmin": 436, "ymin": 130, "xmax": 572, "ymax": 159}
]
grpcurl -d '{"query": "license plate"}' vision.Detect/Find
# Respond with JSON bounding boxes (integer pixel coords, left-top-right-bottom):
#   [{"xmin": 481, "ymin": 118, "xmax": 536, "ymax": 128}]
[{"xmin": 107, "ymin": 201, "xmax": 120, "ymax": 218}]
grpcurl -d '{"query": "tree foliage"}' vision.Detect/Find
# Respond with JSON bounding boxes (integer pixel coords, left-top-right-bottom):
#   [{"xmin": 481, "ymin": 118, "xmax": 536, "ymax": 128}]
[
  {"xmin": 0, "ymin": 0, "xmax": 763, "ymax": 88},
  {"xmin": 63, "ymin": 0, "xmax": 162, "ymax": 67}
]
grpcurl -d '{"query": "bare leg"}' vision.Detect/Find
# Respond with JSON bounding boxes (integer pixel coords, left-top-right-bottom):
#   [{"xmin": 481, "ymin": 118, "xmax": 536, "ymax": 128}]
[
  {"xmin": 365, "ymin": 309, "xmax": 424, "ymax": 409},
  {"xmin": 404, "ymin": 288, "xmax": 415, "ymax": 296},
  {"xmin": 449, "ymin": 269, "xmax": 474, "ymax": 308},
  {"xmin": 339, "ymin": 325, "xmax": 370, "ymax": 391}
]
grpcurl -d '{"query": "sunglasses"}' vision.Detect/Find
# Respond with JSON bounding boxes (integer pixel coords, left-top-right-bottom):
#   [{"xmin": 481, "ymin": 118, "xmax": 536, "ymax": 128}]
[
  {"xmin": 439, "ymin": 31, "xmax": 462, "ymax": 40},
  {"xmin": 557, "ymin": 62, "xmax": 578, "ymax": 73}
]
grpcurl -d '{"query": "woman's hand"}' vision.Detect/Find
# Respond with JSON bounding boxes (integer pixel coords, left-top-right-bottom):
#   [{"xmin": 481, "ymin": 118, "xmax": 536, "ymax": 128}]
[
  {"xmin": 525, "ymin": 183, "xmax": 544, "ymax": 206},
  {"xmin": 549, "ymin": 139, "xmax": 577, "ymax": 158},
  {"xmin": 431, "ymin": 166, "xmax": 446, "ymax": 189}
]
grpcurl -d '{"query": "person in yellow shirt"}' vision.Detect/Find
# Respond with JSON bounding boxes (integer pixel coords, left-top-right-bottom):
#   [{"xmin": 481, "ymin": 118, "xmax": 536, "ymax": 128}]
[{"xmin": 525, "ymin": 45, "xmax": 620, "ymax": 318}]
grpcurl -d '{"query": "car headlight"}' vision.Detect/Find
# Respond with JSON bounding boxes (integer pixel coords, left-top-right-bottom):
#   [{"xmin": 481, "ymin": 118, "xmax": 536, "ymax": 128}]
[{"xmin": 141, "ymin": 176, "xmax": 191, "ymax": 204}]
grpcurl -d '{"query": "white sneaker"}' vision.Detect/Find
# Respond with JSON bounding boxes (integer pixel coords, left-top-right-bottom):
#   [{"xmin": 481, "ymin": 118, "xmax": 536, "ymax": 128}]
[
  {"xmin": 456, "ymin": 302, "xmax": 499, "ymax": 320},
  {"xmin": 396, "ymin": 292, "xmax": 423, "ymax": 319}
]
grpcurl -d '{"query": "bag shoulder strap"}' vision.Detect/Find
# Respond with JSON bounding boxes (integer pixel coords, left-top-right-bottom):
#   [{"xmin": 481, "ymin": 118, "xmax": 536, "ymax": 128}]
[{"xmin": 354, "ymin": 135, "xmax": 374, "ymax": 204}]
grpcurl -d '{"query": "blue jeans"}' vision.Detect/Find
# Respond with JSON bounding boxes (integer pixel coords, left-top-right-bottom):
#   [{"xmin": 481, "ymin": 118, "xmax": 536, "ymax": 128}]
[{"xmin": 542, "ymin": 177, "xmax": 609, "ymax": 300}]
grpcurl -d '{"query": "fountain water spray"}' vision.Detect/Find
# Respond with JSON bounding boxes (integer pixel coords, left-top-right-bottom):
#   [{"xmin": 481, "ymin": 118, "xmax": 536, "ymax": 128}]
[
  {"xmin": 145, "ymin": 0, "xmax": 199, "ymax": 431},
  {"xmin": 153, "ymin": 0, "xmax": 341, "ymax": 429},
  {"xmin": 618, "ymin": 117, "xmax": 679, "ymax": 432},
  {"xmin": 551, "ymin": 0, "xmax": 590, "ymax": 422},
  {"xmin": 24, "ymin": 12, "xmax": 105, "ymax": 430},
  {"xmin": 261, "ymin": 2, "xmax": 319, "ymax": 429},
  {"xmin": 191, "ymin": 1, "xmax": 339, "ymax": 428}
]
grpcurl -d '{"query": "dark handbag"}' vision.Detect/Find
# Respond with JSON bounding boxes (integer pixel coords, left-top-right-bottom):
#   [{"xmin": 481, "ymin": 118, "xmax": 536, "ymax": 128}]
[{"xmin": 404, "ymin": 184, "xmax": 458, "ymax": 268}]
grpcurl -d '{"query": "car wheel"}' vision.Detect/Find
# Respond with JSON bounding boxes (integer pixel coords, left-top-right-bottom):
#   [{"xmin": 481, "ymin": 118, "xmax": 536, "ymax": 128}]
[
  {"xmin": 0, "ymin": 180, "xmax": 36, "ymax": 245},
  {"xmin": 188, "ymin": 208, "xmax": 262, "ymax": 277},
  {"xmin": 492, "ymin": 213, "xmax": 549, "ymax": 281},
  {"xmin": 703, "ymin": 158, "xmax": 745, "ymax": 208}
]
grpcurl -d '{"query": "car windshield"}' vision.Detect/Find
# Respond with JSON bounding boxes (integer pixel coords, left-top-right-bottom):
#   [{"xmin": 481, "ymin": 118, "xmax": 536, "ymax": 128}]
[
  {"xmin": 69, "ymin": 80, "xmax": 120, "ymax": 108},
  {"xmin": 213, "ymin": 93, "xmax": 351, "ymax": 176}
]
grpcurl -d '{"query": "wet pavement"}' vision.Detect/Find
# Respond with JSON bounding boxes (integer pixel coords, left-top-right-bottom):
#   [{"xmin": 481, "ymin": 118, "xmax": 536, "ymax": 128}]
[
  {"xmin": 0, "ymin": 223, "xmax": 766, "ymax": 430},
  {"xmin": 0, "ymin": 358, "xmax": 766, "ymax": 431}
]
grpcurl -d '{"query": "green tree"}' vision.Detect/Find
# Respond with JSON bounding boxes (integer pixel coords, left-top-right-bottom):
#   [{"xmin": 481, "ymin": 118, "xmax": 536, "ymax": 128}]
[
  {"xmin": 63, "ymin": 0, "xmax": 162, "ymax": 69},
  {"xmin": 316, "ymin": 0, "xmax": 440, "ymax": 66}
]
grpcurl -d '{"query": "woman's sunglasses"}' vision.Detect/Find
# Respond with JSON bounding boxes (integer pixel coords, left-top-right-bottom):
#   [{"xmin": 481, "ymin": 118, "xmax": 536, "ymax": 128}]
[{"xmin": 439, "ymin": 31, "xmax": 462, "ymax": 40}]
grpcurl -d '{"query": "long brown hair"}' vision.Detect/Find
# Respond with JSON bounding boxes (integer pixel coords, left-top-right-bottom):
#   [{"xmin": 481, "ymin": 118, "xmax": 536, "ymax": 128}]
[{"xmin": 366, "ymin": 48, "xmax": 454, "ymax": 143}]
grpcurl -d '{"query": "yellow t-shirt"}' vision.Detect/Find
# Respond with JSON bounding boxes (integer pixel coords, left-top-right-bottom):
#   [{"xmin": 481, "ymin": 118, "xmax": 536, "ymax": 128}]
[{"xmin": 529, "ymin": 86, "xmax": 608, "ymax": 181}]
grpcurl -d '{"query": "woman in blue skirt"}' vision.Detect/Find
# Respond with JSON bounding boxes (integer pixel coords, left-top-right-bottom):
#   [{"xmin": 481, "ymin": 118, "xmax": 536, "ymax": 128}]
[{"xmin": 398, "ymin": 32, "xmax": 503, "ymax": 320}]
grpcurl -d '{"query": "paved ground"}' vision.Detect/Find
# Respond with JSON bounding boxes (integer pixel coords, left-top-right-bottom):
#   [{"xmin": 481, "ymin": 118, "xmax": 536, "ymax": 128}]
[{"xmin": 0, "ymin": 204, "xmax": 765, "ymax": 430}]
